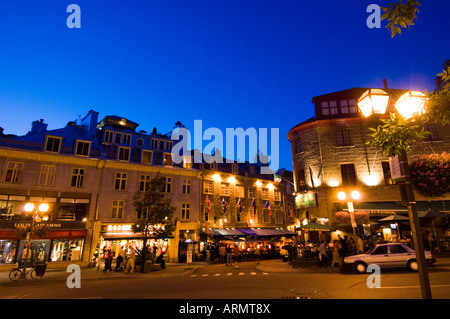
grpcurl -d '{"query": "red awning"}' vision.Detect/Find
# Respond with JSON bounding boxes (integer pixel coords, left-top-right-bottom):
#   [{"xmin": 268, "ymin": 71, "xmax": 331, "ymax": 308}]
[{"xmin": 0, "ymin": 229, "xmax": 87, "ymax": 240}]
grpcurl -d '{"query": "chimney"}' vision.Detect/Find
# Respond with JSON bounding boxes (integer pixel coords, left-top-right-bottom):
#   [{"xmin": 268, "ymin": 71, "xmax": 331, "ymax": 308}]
[
  {"xmin": 382, "ymin": 79, "xmax": 388, "ymax": 89},
  {"xmin": 31, "ymin": 119, "xmax": 48, "ymax": 134}
]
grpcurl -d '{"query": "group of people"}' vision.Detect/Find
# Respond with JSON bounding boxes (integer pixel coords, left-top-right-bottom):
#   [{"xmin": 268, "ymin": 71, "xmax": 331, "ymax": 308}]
[
  {"xmin": 316, "ymin": 235, "xmax": 367, "ymax": 268},
  {"xmin": 210, "ymin": 244, "xmax": 241, "ymax": 266},
  {"xmin": 97, "ymin": 245, "xmax": 137, "ymax": 273}
]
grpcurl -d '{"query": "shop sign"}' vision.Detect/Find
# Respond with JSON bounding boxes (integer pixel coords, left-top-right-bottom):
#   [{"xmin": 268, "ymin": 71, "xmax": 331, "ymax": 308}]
[
  {"xmin": 295, "ymin": 192, "xmax": 317, "ymax": 209},
  {"xmin": 389, "ymin": 155, "xmax": 403, "ymax": 181},
  {"xmin": 186, "ymin": 251, "xmax": 192, "ymax": 264},
  {"xmin": 106, "ymin": 224, "xmax": 132, "ymax": 232}
]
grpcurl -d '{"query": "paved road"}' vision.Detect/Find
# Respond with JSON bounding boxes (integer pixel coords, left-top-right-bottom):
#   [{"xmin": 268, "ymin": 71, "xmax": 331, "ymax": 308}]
[{"xmin": 1, "ymin": 260, "xmax": 449, "ymax": 300}]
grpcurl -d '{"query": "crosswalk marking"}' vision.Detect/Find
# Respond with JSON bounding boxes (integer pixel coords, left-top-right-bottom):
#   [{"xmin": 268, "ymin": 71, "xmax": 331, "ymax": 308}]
[
  {"xmin": 227, "ymin": 273, "xmax": 233, "ymax": 276},
  {"xmin": 190, "ymin": 272, "xmax": 269, "ymax": 277},
  {"xmin": 251, "ymin": 272, "xmax": 256, "ymax": 275}
]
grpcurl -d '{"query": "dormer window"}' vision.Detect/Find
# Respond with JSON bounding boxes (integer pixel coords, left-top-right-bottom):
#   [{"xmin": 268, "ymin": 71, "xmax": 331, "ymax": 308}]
[
  {"xmin": 321, "ymin": 101, "xmax": 338, "ymax": 116},
  {"xmin": 45, "ymin": 136, "xmax": 62, "ymax": 153},
  {"xmin": 75, "ymin": 140, "xmax": 90, "ymax": 156},
  {"xmin": 231, "ymin": 163, "xmax": 239, "ymax": 174}
]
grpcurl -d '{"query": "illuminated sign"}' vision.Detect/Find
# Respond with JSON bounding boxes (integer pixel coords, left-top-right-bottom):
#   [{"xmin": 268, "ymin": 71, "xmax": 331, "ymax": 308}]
[{"xmin": 295, "ymin": 192, "xmax": 317, "ymax": 209}]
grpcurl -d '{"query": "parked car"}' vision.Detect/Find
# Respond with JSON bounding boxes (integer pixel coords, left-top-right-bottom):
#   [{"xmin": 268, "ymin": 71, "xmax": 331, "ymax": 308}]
[{"xmin": 342, "ymin": 243, "xmax": 435, "ymax": 273}]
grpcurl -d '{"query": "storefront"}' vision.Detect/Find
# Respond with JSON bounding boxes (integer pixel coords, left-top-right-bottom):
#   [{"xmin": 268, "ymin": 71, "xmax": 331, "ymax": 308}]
[{"xmin": 0, "ymin": 221, "xmax": 87, "ymax": 265}]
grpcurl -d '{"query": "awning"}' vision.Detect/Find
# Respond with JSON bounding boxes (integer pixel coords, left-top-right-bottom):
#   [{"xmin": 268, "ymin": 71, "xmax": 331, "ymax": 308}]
[
  {"xmin": 208, "ymin": 229, "xmax": 245, "ymax": 237},
  {"xmin": 296, "ymin": 222, "xmax": 335, "ymax": 232},
  {"xmin": 237, "ymin": 228, "xmax": 296, "ymax": 237},
  {"xmin": 335, "ymin": 201, "xmax": 407, "ymax": 214}
]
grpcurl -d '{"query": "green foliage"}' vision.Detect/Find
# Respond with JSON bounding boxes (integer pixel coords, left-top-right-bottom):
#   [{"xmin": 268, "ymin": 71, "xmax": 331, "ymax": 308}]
[
  {"xmin": 367, "ymin": 113, "xmax": 430, "ymax": 157},
  {"xmin": 422, "ymin": 66, "xmax": 450, "ymax": 126},
  {"xmin": 381, "ymin": 0, "xmax": 421, "ymax": 37},
  {"xmin": 410, "ymin": 152, "xmax": 450, "ymax": 197},
  {"xmin": 132, "ymin": 176, "xmax": 178, "ymax": 239}
]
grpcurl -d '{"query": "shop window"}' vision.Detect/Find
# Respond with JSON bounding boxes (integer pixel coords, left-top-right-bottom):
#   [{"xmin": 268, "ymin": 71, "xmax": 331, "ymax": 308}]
[
  {"xmin": 4, "ymin": 161, "xmax": 23, "ymax": 184},
  {"xmin": 17, "ymin": 239, "xmax": 51, "ymax": 263},
  {"xmin": 51, "ymin": 239, "xmax": 84, "ymax": 262},
  {"xmin": 0, "ymin": 240, "xmax": 17, "ymax": 264}
]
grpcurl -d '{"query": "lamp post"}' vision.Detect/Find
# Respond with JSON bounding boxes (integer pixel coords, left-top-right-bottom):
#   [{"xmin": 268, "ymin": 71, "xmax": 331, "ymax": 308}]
[
  {"xmin": 357, "ymin": 89, "xmax": 432, "ymax": 299},
  {"xmin": 22, "ymin": 202, "xmax": 49, "ymax": 279},
  {"xmin": 337, "ymin": 190, "xmax": 360, "ymax": 243}
]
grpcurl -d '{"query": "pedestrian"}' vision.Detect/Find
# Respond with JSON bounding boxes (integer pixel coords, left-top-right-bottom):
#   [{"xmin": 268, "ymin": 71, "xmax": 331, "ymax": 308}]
[
  {"xmin": 125, "ymin": 245, "xmax": 136, "ymax": 273},
  {"xmin": 156, "ymin": 252, "xmax": 166, "ymax": 269},
  {"xmin": 219, "ymin": 244, "xmax": 226, "ymax": 263},
  {"xmin": 226, "ymin": 245, "xmax": 233, "ymax": 266},
  {"xmin": 255, "ymin": 245, "xmax": 262, "ymax": 264},
  {"xmin": 318, "ymin": 241, "xmax": 328, "ymax": 268},
  {"xmin": 356, "ymin": 235, "xmax": 364, "ymax": 254},
  {"xmin": 115, "ymin": 247, "xmax": 125, "ymax": 271},
  {"xmin": 232, "ymin": 245, "xmax": 240, "ymax": 268},
  {"xmin": 205, "ymin": 247, "xmax": 211, "ymax": 263},
  {"xmin": 104, "ymin": 249, "xmax": 113, "ymax": 273},
  {"xmin": 331, "ymin": 240, "xmax": 341, "ymax": 267}
]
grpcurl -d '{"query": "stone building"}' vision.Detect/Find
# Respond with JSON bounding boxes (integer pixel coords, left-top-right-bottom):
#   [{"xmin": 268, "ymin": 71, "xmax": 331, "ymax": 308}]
[{"xmin": 288, "ymin": 87, "xmax": 450, "ymax": 244}]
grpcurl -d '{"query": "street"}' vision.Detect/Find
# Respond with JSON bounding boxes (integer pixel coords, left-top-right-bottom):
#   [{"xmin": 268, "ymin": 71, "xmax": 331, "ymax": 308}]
[{"xmin": 1, "ymin": 260, "xmax": 449, "ymax": 300}]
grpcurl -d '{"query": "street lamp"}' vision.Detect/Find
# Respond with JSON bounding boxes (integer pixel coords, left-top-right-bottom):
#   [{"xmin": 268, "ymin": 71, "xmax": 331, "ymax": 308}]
[
  {"xmin": 357, "ymin": 89, "xmax": 432, "ymax": 299},
  {"xmin": 22, "ymin": 202, "xmax": 49, "ymax": 279},
  {"xmin": 337, "ymin": 190, "xmax": 360, "ymax": 242}
]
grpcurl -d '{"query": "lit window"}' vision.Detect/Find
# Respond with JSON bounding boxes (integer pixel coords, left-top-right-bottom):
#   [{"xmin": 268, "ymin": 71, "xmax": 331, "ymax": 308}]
[
  {"xmin": 236, "ymin": 185, "xmax": 245, "ymax": 198},
  {"xmin": 204, "ymin": 181, "xmax": 214, "ymax": 194},
  {"xmin": 221, "ymin": 183, "xmax": 229, "ymax": 196}
]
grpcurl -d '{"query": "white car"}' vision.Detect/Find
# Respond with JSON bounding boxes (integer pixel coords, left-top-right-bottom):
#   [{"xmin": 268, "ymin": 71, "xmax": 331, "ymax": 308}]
[{"xmin": 342, "ymin": 243, "xmax": 435, "ymax": 273}]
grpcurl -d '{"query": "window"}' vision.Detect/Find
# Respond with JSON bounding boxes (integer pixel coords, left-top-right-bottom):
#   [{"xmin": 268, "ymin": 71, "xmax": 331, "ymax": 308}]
[
  {"xmin": 263, "ymin": 209, "xmax": 270, "ymax": 223},
  {"xmin": 236, "ymin": 185, "xmax": 245, "ymax": 198},
  {"xmin": 181, "ymin": 203, "xmax": 190, "ymax": 220},
  {"xmin": 424, "ymin": 124, "xmax": 438, "ymax": 141},
  {"xmin": 221, "ymin": 183, "xmax": 229, "ymax": 196},
  {"xmin": 336, "ymin": 130, "xmax": 352, "ymax": 146},
  {"xmin": 104, "ymin": 130, "xmax": 114, "ymax": 143},
  {"xmin": 182, "ymin": 179, "xmax": 191, "ymax": 195},
  {"xmin": 210, "ymin": 161, "xmax": 218, "ymax": 170},
  {"xmin": 139, "ymin": 175, "xmax": 151, "ymax": 192},
  {"xmin": 295, "ymin": 138, "xmax": 302, "ymax": 153},
  {"xmin": 123, "ymin": 134, "xmax": 131, "ymax": 145},
  {"xmin": 231, "ymin": 163, "xmax": 239, "ymax": 174},
  {"xmin": 45, "ymin": 136, "xmax": 62, "ymax": 153},
  {"xmin": 371, "ymin": 245, "xmax": 388, "ymax": 255},
  {"xmin": 164, "ymin": 153, "xmax": 173, "ymax": 166},
  {"xmin": 75, "ymin": 141, "xmax": 90, "ymax": 156},
  {"xmin": 151, "ymin": 139, "xmax": 158, "ymax": 149},
  {"xmin": 389, "ymin": 244, "xmax": 409, "ymax": 254},
  {"xmin": 118, "ymin": 147, "xmax": 130, "ymax": 161},
  {"xmin": 163, "ymin": 177, "xmax": 172, "ymax": 193},
  {"xmin": 382, "ymin": 162, "xmax": 397, "ymax": 185},
  {"xmin": 262, "ymin": 188, "xmax": 269, "ymax": 200},
  {"xmin": 70, "ymin": 168, "xmax": 85, "ymax": 188},
  {"xmin": 321, "ymin": 101, "xmax": 338, "ymax": 116},
  {"xmin": 142, "ymin": 150, "xmax": 153, "ymax": 164},
  {"xmin": 114, "ymin": 172, "xmax": 127, "ymax": 190},
  {"xmin": 4, "ymin": 161, "xmax": 23, "ymax": 184},
  {"xmin": 340, "ymin": 164, "xmax": 357, "ymax": 186},
  {"xmin": 112, "ymin": 200, "xmax": 124, "ymax": 219},
  {"xmin": 159, "ymin": 140, "xmax": 165, "ymax": 151},
  {"xmin": 115, "ymin": 132, "xmax": 122, "ymax": 144},
  {"xmin": 340, "ymin": 99, "xmax": 358, "ymax": 114},
  {"xmin": 276, "ymin": 210, "xmax": 282, "ymax": 224},
  {"xmin": 235, "ymin": 207, "xmax": 242, "ymax": 223},
  {"xmin": 204, "ymin": 180, "xmax": 214, "ymax": 194},
  {"xmin": 297, "ymin": 169, "xmax": 307, "ymax": 191},
  {"xmin": 274, "ymin": 190, "xmax": 281, "ymax": 201},
  {"xmin": 183, "ymin": 156, "xmax": 192, "ymax": 169},
  {"xmin": 39, "ymin": 164, "xmax": 56, "ymax": 186},
  {"xmin": 137, "ymin": 138, "xmax": 144, "ymax": 147},
  {"xmin": 166, "ymin": 141, "xmax": 173, "ymax": 151},
  {"xmin": 249, "ymin": 187, "xmax": 256, "ymax": 198}
]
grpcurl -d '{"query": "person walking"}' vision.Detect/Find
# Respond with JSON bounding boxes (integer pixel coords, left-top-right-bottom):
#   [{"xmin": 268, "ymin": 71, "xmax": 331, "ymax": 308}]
[
  {"xmin": 318, "ymin": 241, "xmax": 328, "ymax": 268},
  {"xmin": 232, "ymin": 245, "xmax": 241, "ymax": 268},
  {"xmin": 125, "ymin": 245, "xmax": 136, "ymax": 273},
  {"xmin": 205, "ymin": 247, "xmax": 211, "ymax": 263},
  {"xmin": 115, "ymin": 247, "xmax": 125, "ymax": 271},
  {"xmin": 104, "ymin": 249, "xmax": 113, "ymax": 273},
  {"xmin": 331, "ymin": 240, "xmax": 341, "ymax": 268},
  {"xmin": 219, "ymin": 244, "xmax": 226, "ymax": 263},
  {"xmin": 226, "ymin": 245, "xmax": 233, "ymax": 266},
  {"xmin": 156, "ymin": 252, "xmax": 166, "ymax": 269}
]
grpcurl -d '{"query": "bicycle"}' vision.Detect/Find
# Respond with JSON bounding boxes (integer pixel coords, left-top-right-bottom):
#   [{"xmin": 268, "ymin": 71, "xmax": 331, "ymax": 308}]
[{"xmin": 9, "ymin": 263, "xmax": 45, "ymax": 281}]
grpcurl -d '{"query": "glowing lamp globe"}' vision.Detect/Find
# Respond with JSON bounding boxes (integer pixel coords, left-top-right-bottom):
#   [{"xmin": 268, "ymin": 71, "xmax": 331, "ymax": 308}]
[
  {"xmin": 394, "ymin": 90, "xmax": 427, "ymax": 119},
  {"xmin": 357, "ymin": 89, "xmax": 390, "ymax": 118}
]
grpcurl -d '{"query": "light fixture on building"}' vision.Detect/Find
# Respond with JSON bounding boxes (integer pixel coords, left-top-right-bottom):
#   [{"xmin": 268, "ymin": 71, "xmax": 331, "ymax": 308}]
[
  {"xmin": 212, "ymin": 174, "xmax": 221, "ymax": 181},
  {"xmin": 394, "ymin": 90, "xmax": 427, "ymax": 119},
  {"xmin": 256, "ymin": 180, "xmax": 262, "ymax": 187}
]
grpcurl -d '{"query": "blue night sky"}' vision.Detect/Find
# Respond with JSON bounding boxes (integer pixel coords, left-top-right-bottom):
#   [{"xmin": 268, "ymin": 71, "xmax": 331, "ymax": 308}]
[{"xmin": 0, "ymin": 1, "xmax": 449, "ymax": 171}]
